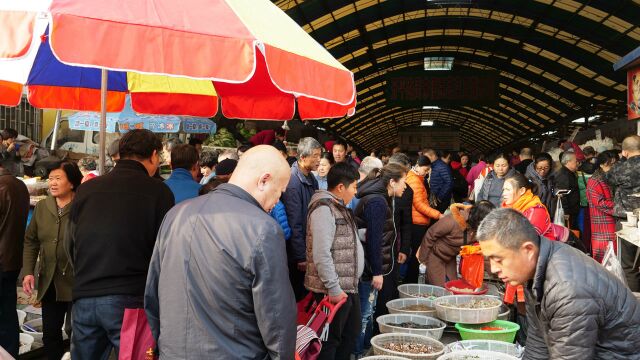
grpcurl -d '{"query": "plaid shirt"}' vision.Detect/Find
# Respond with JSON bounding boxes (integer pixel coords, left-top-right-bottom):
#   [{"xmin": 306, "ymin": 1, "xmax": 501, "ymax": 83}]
[{"xmin": 586, "ymin": 171, "xmax": 617, "ymax": 263}]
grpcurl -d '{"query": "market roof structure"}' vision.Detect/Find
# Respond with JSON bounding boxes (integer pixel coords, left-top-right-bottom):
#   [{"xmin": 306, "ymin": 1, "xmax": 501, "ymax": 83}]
[{"xmin": 274, "ymin": 0, "xmax": 640, "ymax": 151}]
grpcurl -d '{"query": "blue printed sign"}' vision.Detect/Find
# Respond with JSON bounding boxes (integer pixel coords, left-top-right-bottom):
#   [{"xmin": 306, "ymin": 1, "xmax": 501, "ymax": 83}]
[
  {"xmin": 182, "ymin": 118, "xmax": 216, "ymax": 134},
  {"xmin": 68, "ymin": 112, "xmax": 118, "ymax": 132}
]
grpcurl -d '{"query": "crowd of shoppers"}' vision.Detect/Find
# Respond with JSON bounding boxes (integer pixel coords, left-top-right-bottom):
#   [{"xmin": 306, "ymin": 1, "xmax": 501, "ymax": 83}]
[{"xmin": 2, "ymin": 127, "xmax": 640, "ymax": 360}]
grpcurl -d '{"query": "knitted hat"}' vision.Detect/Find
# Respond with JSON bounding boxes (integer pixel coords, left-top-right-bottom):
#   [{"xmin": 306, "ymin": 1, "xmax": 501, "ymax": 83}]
[{"xmin": 216, "ymin": 159, "xmax": 238, "ymax": 176}]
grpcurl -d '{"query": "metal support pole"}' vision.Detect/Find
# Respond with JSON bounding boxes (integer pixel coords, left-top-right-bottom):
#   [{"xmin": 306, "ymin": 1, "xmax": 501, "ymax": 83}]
[
  {"xmin": 50, "ymin": 110, "xmax": 61, "ymax": 151},
  {"xmin": 98, "ymin": 69, "xmax": 108, "ymax": 175}
]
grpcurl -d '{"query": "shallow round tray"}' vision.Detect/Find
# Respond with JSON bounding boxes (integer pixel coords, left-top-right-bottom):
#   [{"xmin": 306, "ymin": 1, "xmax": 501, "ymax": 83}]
[
  {"xmin": 377, "ymin": 314, "xmax": 446, "ymax": 340},
  {"xmin": 387, "ymin": 298, "xmax": 438, "ymax": 318},
  {"xmin": 436, "ymin": 349, "xmax": 519, "ymax": 360},
  {"xmin": 444, "ymin": 340, "xmax": 519, "ymax": 357},
  {"xmin": 434, "ymin": 295, "xmax": 501, "ymax": 324},
  {"xmin": 485, "ymin": 295, "xmax": 510, "ymax": 321},
  {"xmin": 371, "ymin": 333, "xmax": 445, "ymax": 360},
  {"xmin": 398, "ymin": 284, "xmax": 453, "ymax": 307}
]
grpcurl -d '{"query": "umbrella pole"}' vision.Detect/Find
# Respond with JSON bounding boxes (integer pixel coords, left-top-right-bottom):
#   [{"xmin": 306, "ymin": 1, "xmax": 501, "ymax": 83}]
[
  {"xmin": 98, "ymin": 69, "xmax": 108, "ymax": 175},
  {"xmin": 50, "ymin": 110, "xmax": 61, "ymax": 151}
]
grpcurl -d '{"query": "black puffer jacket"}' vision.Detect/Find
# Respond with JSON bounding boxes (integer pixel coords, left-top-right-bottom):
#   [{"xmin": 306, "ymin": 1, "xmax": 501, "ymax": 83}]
[
  {"xmin": 354, "ymin": 177, "xmax": 396, "ymax": 279},
  {"xmin": 524, "ymin": 236, "xmax": 640, "ymax": 360}
]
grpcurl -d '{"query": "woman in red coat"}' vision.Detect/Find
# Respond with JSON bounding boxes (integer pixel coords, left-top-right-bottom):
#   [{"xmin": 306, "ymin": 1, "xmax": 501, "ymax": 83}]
[{"xmin": 586, "ymin": 150, "xmax": 620, "ymax": 263}]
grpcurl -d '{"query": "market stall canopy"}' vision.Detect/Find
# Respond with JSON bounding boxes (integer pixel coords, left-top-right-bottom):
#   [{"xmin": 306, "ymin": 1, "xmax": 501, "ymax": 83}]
[{"xmin": 0, "ymin": 0, "xmax": 357, "ymax": 120}]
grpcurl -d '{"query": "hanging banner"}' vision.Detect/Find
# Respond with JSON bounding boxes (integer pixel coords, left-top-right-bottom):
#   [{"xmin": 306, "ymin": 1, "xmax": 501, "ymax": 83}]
[
  {"xmin": 182, "ymin": 118, "xmax": 216, "ymax": 134},
  {"xmin": 628, "ymin": 66, "xmax": 640, "ymax": 120},
  {"xmin": 68, "ymin": 112, "xmax": 118, "ymax": 132},
  {"xmin": 385, "ymin": 70, "xmax": 499, "ymax": 107}
]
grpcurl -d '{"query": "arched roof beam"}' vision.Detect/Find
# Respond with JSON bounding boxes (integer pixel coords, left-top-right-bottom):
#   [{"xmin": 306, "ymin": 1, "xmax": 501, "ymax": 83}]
[
  {"xmin": 343, "ymin": 37, "xmax": 621, "ymax": 100},
  {"xmin": 292, "ymin": 0, "xmax": 637, "ymax": 57},
  {"xmin": 350, "ymin": 51, "xmax": 598, "ymax": 114},
  {"xmin": 328, "ymin": 18, "xmax": 617, "ymax": 81}
]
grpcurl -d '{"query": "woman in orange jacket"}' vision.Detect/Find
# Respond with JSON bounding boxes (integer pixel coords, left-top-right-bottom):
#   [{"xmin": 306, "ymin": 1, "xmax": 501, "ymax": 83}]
[{"xmin": 404, "ymin": 155, "xmax": 443, "ymax": 283}]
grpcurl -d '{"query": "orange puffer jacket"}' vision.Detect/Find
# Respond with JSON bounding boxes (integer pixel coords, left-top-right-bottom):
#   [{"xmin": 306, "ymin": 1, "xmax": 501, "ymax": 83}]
[{"xmin": 406, "ymin": 170, "xmax": 441, "ymax": 225}]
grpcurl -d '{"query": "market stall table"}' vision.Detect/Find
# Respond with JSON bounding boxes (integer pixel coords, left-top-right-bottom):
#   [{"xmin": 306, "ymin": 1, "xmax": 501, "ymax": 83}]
[{"xmin": 616, "ymin": 228, "xmax": 640, "ymax": 261}]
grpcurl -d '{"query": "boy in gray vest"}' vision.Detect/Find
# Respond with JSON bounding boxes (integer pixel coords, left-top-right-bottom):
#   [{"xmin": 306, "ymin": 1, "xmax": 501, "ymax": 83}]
[{"xmin": 305, "ymin": 162, "xmax": 364, "ymax": 360}]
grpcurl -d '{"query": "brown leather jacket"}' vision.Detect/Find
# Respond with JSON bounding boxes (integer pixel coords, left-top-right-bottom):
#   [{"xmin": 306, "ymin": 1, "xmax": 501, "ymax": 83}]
[
  {"xmin": 0, "ymin": 168, "xmax": 30, "ymax": 272},
  {"xmin": 418, "ymin": 203, "xmax": 472, "ymax": 264}
]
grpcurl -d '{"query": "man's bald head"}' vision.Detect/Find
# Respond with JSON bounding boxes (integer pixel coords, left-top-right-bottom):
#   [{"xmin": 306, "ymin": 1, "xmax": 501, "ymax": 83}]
[
  {"xmin": 229, "ymin": 145, "xmax": 291, "ymax": 212},
  {"xmin": 622, "ymin": 135, "xmax": 640, "ymax": 158}
]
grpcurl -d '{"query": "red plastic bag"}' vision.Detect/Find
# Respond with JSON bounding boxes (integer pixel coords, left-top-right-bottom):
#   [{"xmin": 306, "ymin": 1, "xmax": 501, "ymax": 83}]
[
  {"xmin": 119, "ymin": 308, "xmax": 157, "ymax": 360},
  {"xmin": 460, "ymin": 250, "xmax": 484, "ymax": 290},
  {"xmin": 460, "ymin": 245, "xmax": 484, "ymax": 289}
]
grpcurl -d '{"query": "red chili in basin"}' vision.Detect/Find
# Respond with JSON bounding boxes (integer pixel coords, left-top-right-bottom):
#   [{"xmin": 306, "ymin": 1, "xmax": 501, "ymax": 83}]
[{"xmin": 480, "ymin": 326, "xmax": 504, "ymax": 331}]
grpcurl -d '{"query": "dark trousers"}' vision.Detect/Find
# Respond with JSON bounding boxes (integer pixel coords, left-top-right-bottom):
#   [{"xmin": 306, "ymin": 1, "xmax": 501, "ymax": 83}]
[
  {"xmin": 313, "ymin": 293, "xmax": 360, "ymax": 360},
  {"xmin": 289, "ymin": 262, "xmax": 308, "ymax": 301},
  {"xmin": 71, "ymin": 295, "xmax": 143, "ymax": 360},
  {"xmin": 42, "ymin": 286, "xmax": 71, "ymax": 360},
  {"xmin": 404, "ymin": 224, "xmax": 428, "ymax": 284},
  {"xmin": 0, "ymin": 271, "xmax": 19, "ymax": 358},
  {"xmin": 621, "ymin": 240, "xmax": 640, "ymax": 292}
]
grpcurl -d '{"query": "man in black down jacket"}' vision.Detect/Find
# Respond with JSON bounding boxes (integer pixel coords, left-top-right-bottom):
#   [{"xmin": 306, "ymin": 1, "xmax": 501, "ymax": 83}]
[
  {"xmin": 478, "ymin": 208, "xmax": 640, "ymax": 359},
  {"xmin": 66, "ymin": 130, "xmax": 174, "ymax": 359},
  {"xmin": 554, "ymin": 151, "xmax": 580, "ymax": 228}
]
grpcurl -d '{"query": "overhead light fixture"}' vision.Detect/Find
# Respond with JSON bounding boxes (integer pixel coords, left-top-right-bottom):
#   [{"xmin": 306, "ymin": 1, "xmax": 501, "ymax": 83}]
[
  {"xmin": 542, "ymin": 130, "xmax": 557, "ymax": 136},
  {"xmin": 424, "ymin": 57, "xmax": 453, "ymax": 71},
  {"xmin": 422, "ymin": 106, "xmax": 440, "ymax": 110},
  {"xmin": 572, "ymin": 115, "xmax": 600, "ymax": 123},
  {"xmin": 421, "ymin": 120, "xmax": 434, "ymax": 126}
]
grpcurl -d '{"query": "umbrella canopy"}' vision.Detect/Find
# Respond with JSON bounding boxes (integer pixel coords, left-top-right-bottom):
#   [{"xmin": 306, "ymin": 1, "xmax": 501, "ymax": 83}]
[
  {"xmin": 0, "ymin": 0, "xmax": 356, "ymax": 120},
  {"xmin": 0, "ymin": 25, "xmax": 219, "ymax": 116}
]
